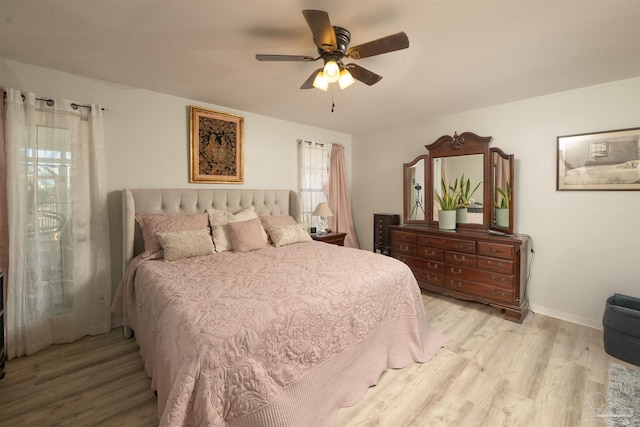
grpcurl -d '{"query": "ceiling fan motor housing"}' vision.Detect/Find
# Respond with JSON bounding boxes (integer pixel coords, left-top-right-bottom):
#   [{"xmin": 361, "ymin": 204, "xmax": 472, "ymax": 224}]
[{"xmin": 318, "ymin": 26, "xmax": 351, "ymax": 58}]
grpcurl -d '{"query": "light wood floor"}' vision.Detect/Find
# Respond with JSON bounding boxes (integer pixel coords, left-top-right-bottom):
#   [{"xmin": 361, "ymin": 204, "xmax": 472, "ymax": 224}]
[{"xmin": 0, "ymin": 292, "xmax": 636, "ymax": 426}]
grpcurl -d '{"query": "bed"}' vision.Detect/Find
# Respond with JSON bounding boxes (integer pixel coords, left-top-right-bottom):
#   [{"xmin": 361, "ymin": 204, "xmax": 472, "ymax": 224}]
[{"xmin": 111, "ymin": 188, "xmax": 447, "ymax": 427}]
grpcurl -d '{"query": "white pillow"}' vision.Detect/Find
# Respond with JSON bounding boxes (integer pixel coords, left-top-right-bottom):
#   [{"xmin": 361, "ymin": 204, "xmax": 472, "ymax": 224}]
[{"xmin": 207, "ymin": 206, "xmax": 268, "ymax": 252}]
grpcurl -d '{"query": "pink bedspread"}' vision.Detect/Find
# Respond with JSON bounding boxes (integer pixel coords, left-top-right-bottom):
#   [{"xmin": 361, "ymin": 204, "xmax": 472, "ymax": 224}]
[{"xmin": 112, "ymin": 241, "xmax": 447, "ymax": 426}]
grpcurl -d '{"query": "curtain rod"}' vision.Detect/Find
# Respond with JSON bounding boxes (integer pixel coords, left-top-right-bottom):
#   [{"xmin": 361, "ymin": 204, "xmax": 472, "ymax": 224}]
[
  {"xmin": 2, "ymin": 89, "xmax": 109, "ymax": 112},
  {"xmin": 297, "ymin": 139, "xmax": 325, "ymax": 147}
]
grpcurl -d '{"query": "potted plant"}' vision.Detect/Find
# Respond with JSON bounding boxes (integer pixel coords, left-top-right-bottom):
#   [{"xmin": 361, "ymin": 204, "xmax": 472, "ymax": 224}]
[
  {"xmin": 435, "ymin": 177, "xmax": 461, "ymax": 230},
  {"xmin": 454, "ymin": 174, "xmax": 481, "ymax": 224},
  {"xmin": 493, "ymin": 181, "xmax": 511, "ymax": 227}
]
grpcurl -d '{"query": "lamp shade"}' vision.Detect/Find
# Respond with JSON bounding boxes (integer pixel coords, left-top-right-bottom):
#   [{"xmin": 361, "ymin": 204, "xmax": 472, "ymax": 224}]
[
  {"xmin": 323, "ymin": 60, "xmax": 340, "ymax": 83},
  {"xmin": 312, "ymin": 71, "xmax": 329, "ymax": 91},
  {"xmin": 338, "ymin": 69, "xmax": 355, "ymax": 90},
  {"xmin": 312, "ymin": 202, "xmax": 333, "ymax": 217}
]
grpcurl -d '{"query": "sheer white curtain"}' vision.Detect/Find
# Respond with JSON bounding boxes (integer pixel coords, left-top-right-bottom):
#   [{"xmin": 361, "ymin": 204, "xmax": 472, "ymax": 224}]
[
  {"xmin": 4, "ymin": 88, "xmax": 111, "ymax": 358},
  {"xmin": 298, "ymin": 139, "xmax": 331, "ymax": 228}
]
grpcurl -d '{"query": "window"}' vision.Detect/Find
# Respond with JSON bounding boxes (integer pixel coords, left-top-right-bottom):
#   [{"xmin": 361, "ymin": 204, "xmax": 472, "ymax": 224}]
[
  {"xmin": 591, "ymin": 141, "xmax": 609, "ymax": 158},
  {"xmin": 298, "ymin": 140, "xmax": 330, "ymax": 227},
  {"xmin": 26, "ymin": 126, "xmax": 74, "ymax": 317}
]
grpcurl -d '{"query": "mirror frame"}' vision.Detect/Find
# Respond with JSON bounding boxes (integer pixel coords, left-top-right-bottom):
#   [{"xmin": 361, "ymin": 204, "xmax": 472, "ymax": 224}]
[
  {"xmin": 490, "ymin": 147, "xmax": 515, "ymax": 234},
  {"xmin": 426, "ymin": 132, "xmax": 492, "ymax": 230},
  {"xmin": 403, "ymin": 154, "xmax": 429, "ymax": 224}
]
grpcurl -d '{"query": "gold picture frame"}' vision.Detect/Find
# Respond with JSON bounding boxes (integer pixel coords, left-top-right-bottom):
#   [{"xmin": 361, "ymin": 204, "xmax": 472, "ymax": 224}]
[{"xmin": 189, "ymin": 106, "xmax": 244, "ymax": 183}]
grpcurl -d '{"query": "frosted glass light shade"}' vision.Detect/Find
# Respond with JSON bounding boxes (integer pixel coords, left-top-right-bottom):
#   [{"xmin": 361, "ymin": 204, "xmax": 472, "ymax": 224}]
[
  {"xmin": 312, "ymin": 71, "xmax": 329, "ymax": 91},
  {"xmin": 338, "ymin": 69, "xmax": 355, "ymax": 90},
  {"xmin": 323, "ymin": 60, "xmax": 340, "ymax": 83}
]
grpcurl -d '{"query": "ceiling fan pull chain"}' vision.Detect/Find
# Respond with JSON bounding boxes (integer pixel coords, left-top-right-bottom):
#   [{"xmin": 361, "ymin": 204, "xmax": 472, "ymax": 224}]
[{"xmin": 331, "ymin": 87, "xmax": 335, "ymax": 113}]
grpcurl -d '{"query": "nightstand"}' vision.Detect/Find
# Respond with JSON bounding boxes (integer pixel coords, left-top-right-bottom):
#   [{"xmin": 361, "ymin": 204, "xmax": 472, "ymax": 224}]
[{"xmin": 311, "ymin": 232, "xmax": 347, "ymax": 246}]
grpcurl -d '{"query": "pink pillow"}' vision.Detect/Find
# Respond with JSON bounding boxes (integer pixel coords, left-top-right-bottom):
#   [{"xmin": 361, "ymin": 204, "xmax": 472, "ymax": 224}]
[
  {"xmin": 136, "ymin": 212, "xmax": 210, "ymax": 257},
  {"xmin": 227, "ymin": 217, "xmax": 269, "ymax": 253}
]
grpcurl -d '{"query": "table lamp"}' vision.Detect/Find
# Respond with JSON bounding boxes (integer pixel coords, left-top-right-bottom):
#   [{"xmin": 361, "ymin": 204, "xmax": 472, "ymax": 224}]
[{"xmin": 312, "ymin": 202, "xmax": 333, "ymax": 236}]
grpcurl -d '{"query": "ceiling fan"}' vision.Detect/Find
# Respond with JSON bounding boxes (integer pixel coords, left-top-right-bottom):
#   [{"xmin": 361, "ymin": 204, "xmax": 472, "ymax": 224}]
[{"xmin": 256, "ymin": 10, "xmax": 409, "ymax": 91}]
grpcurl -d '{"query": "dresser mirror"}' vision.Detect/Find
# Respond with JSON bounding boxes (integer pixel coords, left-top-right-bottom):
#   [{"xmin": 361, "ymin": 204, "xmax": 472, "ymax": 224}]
[
  {"xmin": 402, "ymin": 131, "xmax": 515, "ymax": 233},
  {"xmin": 490, "ymin": 148, "xmax": 515, "ymax": 234},
  {"xmin": 431, "ymin": 154, "xmax": 484, "ymax": 225},
  {"xmin": 403, "ymin": 155, "xmax": 428, "ymax": 223}
]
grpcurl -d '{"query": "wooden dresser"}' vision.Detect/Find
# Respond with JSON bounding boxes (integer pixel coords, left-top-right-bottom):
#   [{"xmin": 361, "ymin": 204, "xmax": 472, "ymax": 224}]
[
  {"xmin": 390, "ymin": 225, "xmax": 530, "ymax": 322},
  {"xmin": 373, "ymin": 213, "xmax": 400, "ymax": 255}
]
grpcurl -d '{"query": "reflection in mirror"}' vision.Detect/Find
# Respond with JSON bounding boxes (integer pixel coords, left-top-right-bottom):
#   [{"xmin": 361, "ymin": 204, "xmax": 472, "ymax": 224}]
[
  {"xmin": 406, "ymin": 158, "xmax": 425, "ymax": 221},
  {"xmin": 490, "ymin": 149, "xmax": 514, "ymax": 234},
  {"xmin": 432, "ymin": 154, "xmax": 484, "ymax": 224}
]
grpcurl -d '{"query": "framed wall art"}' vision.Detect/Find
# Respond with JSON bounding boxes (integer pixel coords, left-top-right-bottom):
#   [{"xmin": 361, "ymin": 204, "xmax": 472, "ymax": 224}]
[
  {"xmin": 557, "ymin": 127, "xmax": 640, "ymax": 190},
  {"xmin": 189, "ymin": 106, "xmax": 244, "ymax": 183}
]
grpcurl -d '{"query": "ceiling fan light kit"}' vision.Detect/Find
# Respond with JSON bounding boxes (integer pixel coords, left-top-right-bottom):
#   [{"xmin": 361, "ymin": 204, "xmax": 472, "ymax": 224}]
[
  {"xmin": 256, "ymin": 9, "xmax": 409, "ymax": 92},
  {"xmin": 323, "ymin": 59, "xmax": 340, "ymax": 83},
  {"xmin": 338, "ymin": 69, "xmax": 355, "ymax": 90},
  {"xmin": 313, "ymin": 71, "xmax": 329, "ymax": 91}
]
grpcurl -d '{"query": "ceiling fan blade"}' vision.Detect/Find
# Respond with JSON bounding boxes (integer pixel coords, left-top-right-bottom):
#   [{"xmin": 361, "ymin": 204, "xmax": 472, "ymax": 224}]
[
  {"xmin": 346, "ymin": 63, "xmax": 383, "ymax": 86},
  {"xmin": 300, "ymin": 68, "xmax": 323, "ymax": 89},
  {"xmin": 347, "ymin": 32, "xmax": 409, "ymax": 59},
  {"xmin": 256, "ymin": 54, "xmax": 316, "ymax": 62},
  {"xmin": 302, "ymin": 10, "xmax": 337, "ymax": 52}
]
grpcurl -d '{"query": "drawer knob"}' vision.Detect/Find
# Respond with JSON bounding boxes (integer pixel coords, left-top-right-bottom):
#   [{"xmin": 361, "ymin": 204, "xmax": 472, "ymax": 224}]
[
  {"xmin": 491, "ymin": 289, "xmax": 504, "ymax": 296},
  {"xmin": 453, "ymin": 254, "xmax": 466, "ymax": 261},
  {"xmin": 491, "ymin": 275, "xmax": 507, "ymax": 283},
  {"xmin": 427, "ymin": 274, "xmax": 438, "ymax": 281},
  {"xmin": 488, "ymin": 260, "xmax": 503, "ymax": 268},
  {"xmin": 450, "ymin": 267, "xmax": 462, "ymax": 275},
  {"xmin": 450, "ymin": 280, "xmax": 462, "ymax": 287}
]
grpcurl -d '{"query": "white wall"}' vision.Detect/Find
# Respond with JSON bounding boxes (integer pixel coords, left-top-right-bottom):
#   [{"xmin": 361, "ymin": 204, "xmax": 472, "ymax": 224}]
[
  {"xmin": 352, "ymin": 77, "xmax": 640, "ymax": 329},
  {"xmin": 0, "ymin": 58, "xmax": 352, "ymax": 314}
]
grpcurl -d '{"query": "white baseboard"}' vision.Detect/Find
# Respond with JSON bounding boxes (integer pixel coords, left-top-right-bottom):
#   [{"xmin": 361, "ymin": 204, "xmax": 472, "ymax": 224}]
[{"xmin": 530, "ymin": 304, "xmax": 603, "ymax": 330}]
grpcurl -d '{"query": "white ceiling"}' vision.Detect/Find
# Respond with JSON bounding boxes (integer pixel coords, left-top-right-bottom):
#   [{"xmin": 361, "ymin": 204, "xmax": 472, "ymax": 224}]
[{"xmin": 1, "ymin": 1, "xmax": 639, "ymax": 135}]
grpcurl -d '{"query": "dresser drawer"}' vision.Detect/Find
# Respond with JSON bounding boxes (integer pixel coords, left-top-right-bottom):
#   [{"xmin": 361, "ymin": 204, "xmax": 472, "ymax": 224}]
[
  {"xmin": 443, "ymin": 277, "xmax": 514, "ymax": 304},
  {"xmin": 392, "ymin": 230, "xmax": 416, "ymax": 244},
  {"xmin": 444, "ymin": 265, "xmax": 514, "ymax": 289},
  {"xmin": 416, "ymin": 235, "xmax": 445, "ymax": 248},
  {"xmin": 477, "ymin": 242, "xmax": 515, "ymax": 259},
  {"xmin": 400, "ymin": 256, "xmax": 443, "ymax": 273},
  {"xmin": 414, "ymin": 269, "xmax": 444, "ymax": 286},
  {"xmin": 393, "ymin": 242, "xmax": 416, "ymax": 256},
  {"xmin": 416, "ymin": 246, "xmax": 444, "ymax": 260},
  {"xmin": 443, "ymin": 238, "xmax": 476, "ymax": 254},
  {"xmin": 477, "ymin": 256, "xmax": 514, "ymax": 274},
  {"xmin": 445, "ymin": 251, "xmax": 477, "ymax": 267}
]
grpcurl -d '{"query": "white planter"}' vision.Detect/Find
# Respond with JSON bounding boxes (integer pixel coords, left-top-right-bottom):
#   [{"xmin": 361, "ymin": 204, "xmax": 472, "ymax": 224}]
[
  {"xmin": 456, "ymin": 207, "xmax": 468, "ymax": 224},
  {"xmin": 495, "ymin": 208, "xmax": 509, "ymax": 228},
  {"xmin": 438, "ymin": 210, "xmax": 457, "ymax": 230}
]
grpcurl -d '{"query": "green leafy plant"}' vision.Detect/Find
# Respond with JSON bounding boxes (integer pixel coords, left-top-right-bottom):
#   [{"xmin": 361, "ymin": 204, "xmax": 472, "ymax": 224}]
[
  {"xmin": 435, "ymin": 177, "xmax": 461, "ymax": 211},
  {"xmin": 493, "ymin": 181, "xmax": 511, "ymax": 209},
  {"xmin": 456, "ymin": 174, "xmax": 481, "ymax": 208}
]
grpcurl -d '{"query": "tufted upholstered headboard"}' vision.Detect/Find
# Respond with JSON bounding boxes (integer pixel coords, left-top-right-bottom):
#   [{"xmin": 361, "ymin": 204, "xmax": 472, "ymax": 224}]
[{"xmin": 122, "ymin": 188, "xmax": 301, "ymax": 270}]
